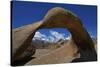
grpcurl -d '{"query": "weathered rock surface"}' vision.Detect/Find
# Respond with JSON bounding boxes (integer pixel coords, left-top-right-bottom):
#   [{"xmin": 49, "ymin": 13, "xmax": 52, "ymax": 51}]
[
  {"xmin": 17, "ymin": 44, "xmax": 36, "ymax": 60},
  {"xmin": 12, "ymin": 7, "xmax": 97, "ymax": 65},
  {"xmin": 12, "ymin": 21, "xmax": 43, "ymax": 63},
  {"xmin": 26, "ymin": 39, "xmax": 79, "ymax": 65}
]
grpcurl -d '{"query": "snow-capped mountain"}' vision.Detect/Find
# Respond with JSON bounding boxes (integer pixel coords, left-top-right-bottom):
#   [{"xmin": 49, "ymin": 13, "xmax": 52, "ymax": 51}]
[
  {"xmin": 32, "ymin": 30, "xmax": 70, "ymax": 43},
  {"xmin": 32, "ymin": 30, "xmax": 71, "ymax": 49}
]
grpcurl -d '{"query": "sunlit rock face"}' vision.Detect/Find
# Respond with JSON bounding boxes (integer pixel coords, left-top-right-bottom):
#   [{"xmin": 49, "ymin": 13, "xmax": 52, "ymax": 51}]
[
  {"xmin": 12, "ymin": 7, "xmax": 97, "ymax": 65},
  {"xmin": 41, "ymin": 7, "xmax": 97, "ymax": 61}
]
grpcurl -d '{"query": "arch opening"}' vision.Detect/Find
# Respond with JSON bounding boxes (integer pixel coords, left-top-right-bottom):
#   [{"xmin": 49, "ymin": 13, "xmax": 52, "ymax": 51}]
[{"xmin": 32, "ymin": 28, "xmax": 71, "ymax": 49}]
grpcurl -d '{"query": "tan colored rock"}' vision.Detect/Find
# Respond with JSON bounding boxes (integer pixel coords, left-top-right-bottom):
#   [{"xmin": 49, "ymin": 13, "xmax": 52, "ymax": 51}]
[
  {"xmin": 12, "ymin": 21, "xmax": 43, "ymax": 62},
  {"xmin": 26, "ymin": 39, "xmax": 78, "ymax": 65},
  {"xmin": 41, "ymin": 7, "xmax": 97, "ymax": 62},
  {"xmin": 12, "ymin": 7, "xmax": 97, "ymax": 65}
]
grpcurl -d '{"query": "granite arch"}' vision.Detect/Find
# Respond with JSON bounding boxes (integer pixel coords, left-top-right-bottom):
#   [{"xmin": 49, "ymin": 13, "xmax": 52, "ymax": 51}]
[{"xmin": 12, "ymin": 7, "xmax": 97, "ymax": 64}]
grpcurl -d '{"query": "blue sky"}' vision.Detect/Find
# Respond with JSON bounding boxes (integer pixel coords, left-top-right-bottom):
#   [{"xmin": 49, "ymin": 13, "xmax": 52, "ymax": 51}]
[{"xmin": 12, "ymin": 1, "xmax": 97, "ymax": 39}]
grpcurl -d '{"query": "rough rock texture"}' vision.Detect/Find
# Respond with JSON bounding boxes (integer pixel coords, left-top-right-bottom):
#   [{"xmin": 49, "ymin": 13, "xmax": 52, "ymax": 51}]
[
  {"xmin": 16, "ymin": 44, "xmax": 36, "ymax": 60},
  {"xmin": 12, "ymin": 21, "xmax": 43, "ymax": 63},
  {"xmin": 26, "ymin": 39, "xmax": 79, "ymax": 65},
  {"xmin": 41, "ymin": 7, "xmax": 97, "ymax": 62},
  {"xmin": 12, "ymin": 7, "xmax": 97, "ymax": 65}
]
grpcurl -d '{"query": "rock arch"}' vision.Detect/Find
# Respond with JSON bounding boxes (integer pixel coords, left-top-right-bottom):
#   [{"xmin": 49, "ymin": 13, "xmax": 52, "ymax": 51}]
[{"xmin": 12, "ymin": 7, "xmax": 97, "ymax": 64}]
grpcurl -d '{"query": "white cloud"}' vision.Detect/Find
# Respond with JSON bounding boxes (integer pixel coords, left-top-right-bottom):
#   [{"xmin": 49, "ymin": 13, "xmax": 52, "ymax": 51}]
[
  {"xmin": 50, "ymin": 30, "xmax": 65, "ymax": 42},
  {"xmin": 65, "ymin": 35, "xmax": 71, "ymax": 40},
  {"xmin": 33, "ymin": 31, "xmax": 47, "ymax": 40},
  {"xmin": 33, "ymin": 30, "xmax": 70, "ymax": 42}
]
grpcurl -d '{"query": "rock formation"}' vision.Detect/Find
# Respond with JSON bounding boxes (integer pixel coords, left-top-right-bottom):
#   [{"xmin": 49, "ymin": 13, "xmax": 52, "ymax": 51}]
[
  {"xmin": 12, "ymin": 7, "xmax": 97, "ymax": 65},
  {"xmin": 25, "ymin": 39, "xmax": 79, "ymax": 65},
  {"xmin": 12, "ymin": 21, "xmax": 43, "ymax": 63}
]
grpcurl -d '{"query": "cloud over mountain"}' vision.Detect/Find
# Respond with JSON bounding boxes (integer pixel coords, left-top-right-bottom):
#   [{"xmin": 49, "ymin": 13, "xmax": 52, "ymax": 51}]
[
  {"xmin": 33, "ymin": 30, "xmax": 70, "ymax": 42},
  {"xmin": 50, "ymin": 30, "xmax": 66, "ymax": 42}
]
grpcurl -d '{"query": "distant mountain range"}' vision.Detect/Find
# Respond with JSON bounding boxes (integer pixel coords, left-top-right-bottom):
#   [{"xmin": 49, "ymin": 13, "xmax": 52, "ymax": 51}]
[{"xmin": 32, "ymin": 36, "xmax": 70, "ymax": 49}]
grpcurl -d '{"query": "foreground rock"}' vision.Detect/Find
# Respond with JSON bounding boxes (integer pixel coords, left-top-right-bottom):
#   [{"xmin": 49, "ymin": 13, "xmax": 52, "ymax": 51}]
[
  {"xmin": 12, "ymin": 7, "xmax": 97, "ymax": 65},
  {"xmin": 25, "ymin": 39, "xmax": 79, "ymax": 65}
]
